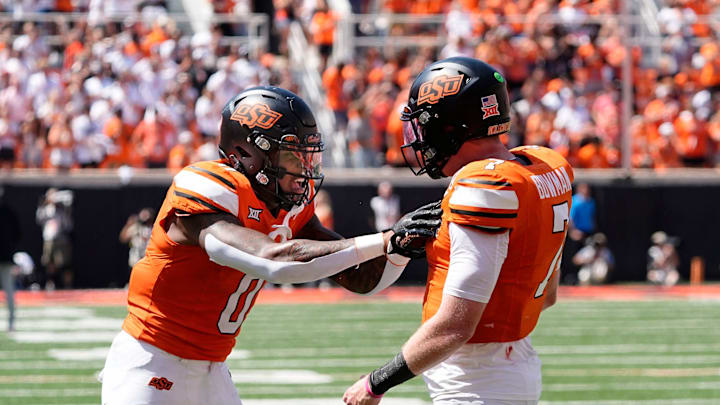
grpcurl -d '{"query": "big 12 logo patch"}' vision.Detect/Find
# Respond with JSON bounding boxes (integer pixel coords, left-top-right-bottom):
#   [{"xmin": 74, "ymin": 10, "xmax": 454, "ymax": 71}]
[{"xmin": 417, "ymin": 74, "xmax": 463, "ymax": 106}]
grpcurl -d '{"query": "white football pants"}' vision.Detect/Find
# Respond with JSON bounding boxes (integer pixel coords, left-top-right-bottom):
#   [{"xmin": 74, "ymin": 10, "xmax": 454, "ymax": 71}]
[
  {"xmin": 99, "ymin": 331, "xmax": 243, "ymax": 405},
  {"xmin": 422, "ymin": 336, "xmax": 541, "ymax": 405}
]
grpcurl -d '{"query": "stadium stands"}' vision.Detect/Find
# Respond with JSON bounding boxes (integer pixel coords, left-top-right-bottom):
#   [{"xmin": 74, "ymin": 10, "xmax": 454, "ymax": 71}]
[{"xmin": 0, "ymin": 0, "xmax": 718, "ymax": 172}]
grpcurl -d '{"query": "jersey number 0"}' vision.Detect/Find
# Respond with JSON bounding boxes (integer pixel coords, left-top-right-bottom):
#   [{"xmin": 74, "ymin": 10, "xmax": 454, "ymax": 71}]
[{"xmin": 218, "ymin": 276, "xmax": 265, "ymax": 334}]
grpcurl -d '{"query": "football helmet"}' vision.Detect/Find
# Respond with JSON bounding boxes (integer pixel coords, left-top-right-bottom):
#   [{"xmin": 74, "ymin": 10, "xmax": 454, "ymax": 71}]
[
  {"xmin": 219, "ymin": 86, "xmax": 324, "ymax": 210},
  {"xmin": 400, "ymin": 57, "xmax": 511, "ymax": 179}
]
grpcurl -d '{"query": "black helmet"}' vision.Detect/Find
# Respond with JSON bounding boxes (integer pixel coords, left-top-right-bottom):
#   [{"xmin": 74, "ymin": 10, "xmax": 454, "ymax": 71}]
[
  {"xmin": 219, "ymin": 86, "xmax": 324, "ymax": 210},
  {"xmin": 400, "ymin": 57, "xmax": 511, "ymax": 179}
]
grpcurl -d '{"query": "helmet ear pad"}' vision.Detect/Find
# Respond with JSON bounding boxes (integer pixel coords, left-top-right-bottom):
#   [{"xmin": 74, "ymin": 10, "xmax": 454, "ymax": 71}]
[
  {"xmin": 415, "ymin": 116, "xmax": 471, "ymax": 178},
  {"xmin": 423, "ymin": 121, "xmax": 467, "ymax": 158}
]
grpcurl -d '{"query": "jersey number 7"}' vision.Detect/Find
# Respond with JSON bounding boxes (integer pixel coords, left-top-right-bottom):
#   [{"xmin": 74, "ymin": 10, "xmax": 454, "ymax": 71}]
[{"xmin": 535, "ymin": 201, "xmax": 569, "ymax": 298}]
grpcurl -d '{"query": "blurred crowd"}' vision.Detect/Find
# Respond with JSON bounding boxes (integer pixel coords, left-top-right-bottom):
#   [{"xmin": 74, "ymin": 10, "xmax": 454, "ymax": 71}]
[
  {"xmin": 317, "ymin": 0, "xmax": 720, "ymax": 169},
  {"xmin": 0, "ymin": 1, "xmax": 299, "ymax": 171},
  {"xmin": 0, "ymin": 0, "xmax": 719, "ymax": 171}
]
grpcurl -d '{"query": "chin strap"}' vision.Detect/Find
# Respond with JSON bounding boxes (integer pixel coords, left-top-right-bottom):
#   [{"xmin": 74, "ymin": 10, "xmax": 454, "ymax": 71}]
[{"xmin": 219, "ymin": 147, "xmax": 309, "ymax": 212}]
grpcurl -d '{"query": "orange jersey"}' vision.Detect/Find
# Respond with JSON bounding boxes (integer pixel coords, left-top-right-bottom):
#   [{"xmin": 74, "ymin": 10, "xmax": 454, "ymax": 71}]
[
  {"xmin": 122, "ymin": 160, "xmax": 315, "ymax": 361},
  {"xmin": 423, "ymin": 146, "xmax": 573, "ymax": 343}
]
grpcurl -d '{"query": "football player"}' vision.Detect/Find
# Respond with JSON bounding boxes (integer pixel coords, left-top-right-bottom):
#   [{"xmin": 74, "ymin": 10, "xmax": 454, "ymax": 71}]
[
  {"xmin": 99, "ymin": 86, "xmax": 441, "ymax": 405},
  {"xmin": 343, "ymin": 57, "xmax": 574, "ymax": 405}
]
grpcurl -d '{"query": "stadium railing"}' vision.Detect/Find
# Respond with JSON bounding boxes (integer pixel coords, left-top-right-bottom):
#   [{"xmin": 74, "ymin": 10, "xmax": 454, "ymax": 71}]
[{"xmin": 0, "ymin": 11, "xmax": 270, "ymax": 57}]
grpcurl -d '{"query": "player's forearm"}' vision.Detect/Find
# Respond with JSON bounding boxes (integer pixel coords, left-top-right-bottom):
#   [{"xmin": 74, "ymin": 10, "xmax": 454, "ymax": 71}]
[
  {"xmin": 330, "ymin": 256, "xmax": 386, "ymax": 294},
  {"xmin": 401, "ymin": 316, "xmax": 472, "ymax": 375},
  {"xmin": 363, "ymin": 316, "xmax": 470, "ymax": 397},
  {"xmin": 332, "ymin": 249, "xmax": 410, "ymax": 295},
  {"xmin": 260, "ymin": 237, "xmax": 356, "ymax": 262}
]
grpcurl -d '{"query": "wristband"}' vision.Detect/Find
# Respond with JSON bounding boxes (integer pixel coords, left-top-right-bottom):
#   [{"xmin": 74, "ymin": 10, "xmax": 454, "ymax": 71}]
[
  {"xmin": 369, "ymin": 352, "xmax": 416, "ymax": 395},
  {"xmin": 364, "ymin": 375, "xmax": 383, "ymax": 398}
]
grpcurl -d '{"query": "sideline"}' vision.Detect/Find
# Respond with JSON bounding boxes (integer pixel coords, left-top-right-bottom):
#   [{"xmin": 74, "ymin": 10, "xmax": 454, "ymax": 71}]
[{"xmin": 1, "ymin": 284, "xmax": 720, "ymax": 306}]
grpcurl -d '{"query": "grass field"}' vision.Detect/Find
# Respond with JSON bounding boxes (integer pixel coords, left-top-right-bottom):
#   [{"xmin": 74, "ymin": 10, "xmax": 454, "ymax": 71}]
[{"xmin": 1, "ymin": 293, "xmax": 720, "ymax": 404}]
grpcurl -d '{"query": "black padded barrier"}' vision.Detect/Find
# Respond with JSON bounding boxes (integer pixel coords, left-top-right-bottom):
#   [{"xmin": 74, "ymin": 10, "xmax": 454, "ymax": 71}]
[{"xmin": 2, "ymin": 169, "xmax": 718, "ymax": 288}]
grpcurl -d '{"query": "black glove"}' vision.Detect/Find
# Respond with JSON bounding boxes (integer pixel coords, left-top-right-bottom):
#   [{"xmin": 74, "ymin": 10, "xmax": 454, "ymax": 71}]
[{"xmin": 389, "ymin": 200, "xmax": 442, "ymax": 259}]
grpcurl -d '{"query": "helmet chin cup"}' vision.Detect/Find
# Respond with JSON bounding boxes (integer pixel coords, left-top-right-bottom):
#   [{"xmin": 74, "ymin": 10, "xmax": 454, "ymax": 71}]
[{"xmin": 256, "ymin": 171, "xmax": 270, "ymax": 185}]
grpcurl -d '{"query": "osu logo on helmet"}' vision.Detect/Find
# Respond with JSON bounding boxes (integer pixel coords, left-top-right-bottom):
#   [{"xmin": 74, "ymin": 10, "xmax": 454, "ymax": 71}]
[
  {"xmin": 230, "ymin": 103, "xmax": 283, "ymax": 130},
  {"xmin": 417, "ymin": 74, "xmax": 463, "ymax": 106}
]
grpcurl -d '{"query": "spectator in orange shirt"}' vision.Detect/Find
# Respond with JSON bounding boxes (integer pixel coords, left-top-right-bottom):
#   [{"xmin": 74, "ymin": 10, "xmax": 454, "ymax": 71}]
[
  {"xmin": 649, "ymin": 122, "xmax": 682, "ymax": 169},
  {"xmin": 673, "ymin": 110, "xmax": 710, "ymax": 167},
  {"xmin": 576, "ymin": 136, "xmax": 611, "ymax": 168},
  {"xmin": 63, "ymin": 28, "xmax": 85, "ymax": 70},
  {"xmin": 140, "ymin": 21, "xmax": 169, "ymax": 57},
  {"xmin": 383, "ymin": 0, "xmax": 408, "ymax": 13},
  {"xmin": 131, "ymin": 107, "xmax": 177, "ymax": 168},
  {"xmin": 699, "ymin": 43, "xmax": 720, "ymax": 89},
  {"xmin": 385, "ymin": 88, "xmax": 410, "ymax": 167},
  {"xmin": 322, "ymin": 62, "xmax": 349, "ymax": 130},
  {"xmin": 102, "ymin": 109, "xmax": 139, "ymax": 168},
  {"xmin": 167, "ymin": 130, "xmax": 195, "ymax": 172},
  {"xmin": 310, "ymin": 0, "xmax": 336, "ymax": 72}
]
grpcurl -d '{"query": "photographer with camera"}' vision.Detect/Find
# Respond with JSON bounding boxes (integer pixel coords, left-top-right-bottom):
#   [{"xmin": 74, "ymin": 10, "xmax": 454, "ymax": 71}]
[
  {"xmin": 119, "ymin": 207, "xmax": 155, "ymax": 286},
  {"xmin": 647, "ymin": 231, "xmax": 680, "ymax": 287},
  {"xmin": 36, "ymin": 188, "xmax": 74, "ymax": 290}
]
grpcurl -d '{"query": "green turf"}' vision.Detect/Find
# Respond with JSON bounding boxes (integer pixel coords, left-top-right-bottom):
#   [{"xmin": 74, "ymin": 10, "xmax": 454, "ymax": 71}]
[{"xmin": 1, "ymin": 299, "xmax": 719, "ymax": 404}]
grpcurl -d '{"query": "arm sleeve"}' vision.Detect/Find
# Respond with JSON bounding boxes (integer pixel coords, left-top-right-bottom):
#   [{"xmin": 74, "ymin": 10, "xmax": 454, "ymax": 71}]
[
  {"xmin": 443, "ymin": 222, "xmax": 509, "ymax": 303},
  {"xmin": 203, "ymin": 232, "xmax": 387, "ymax": 284},
  {"xmin": 359, "ymin": 247, "xmax": 410, "ymax": 296}
]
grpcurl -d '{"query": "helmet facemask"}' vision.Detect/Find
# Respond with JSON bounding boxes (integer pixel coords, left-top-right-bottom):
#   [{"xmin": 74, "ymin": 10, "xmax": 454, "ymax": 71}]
[
  {"xmin": 262, "ymin": 133, "xmax": 325, "ymax": 210},
  {"xmin": 400, "ymin": 106, "xmax": 462, "ymax": 179}
]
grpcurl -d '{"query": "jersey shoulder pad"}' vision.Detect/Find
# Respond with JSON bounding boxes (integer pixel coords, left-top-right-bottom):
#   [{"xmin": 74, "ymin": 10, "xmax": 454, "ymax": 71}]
[
  {"xmin": 445, "ymin": 160, "xmax": 519, "ymax": 229},
  {"xmin": 512, "ymin": 146, "xmax": 575, "ymax": 181},
  {"xmin": 170, "ymin": 161, "xmax": 242, "ymax": 216}
]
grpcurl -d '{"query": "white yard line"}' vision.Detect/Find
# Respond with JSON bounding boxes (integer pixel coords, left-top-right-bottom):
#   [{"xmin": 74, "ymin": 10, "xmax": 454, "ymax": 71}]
[
  {"xmin": 539, "ymin": 401, "xmax": 718, "ymax": 405},
  {"xmin": 544, "ymin": 367, "xmax": 720, "ymax": 377},
  {"xmin": 544, "ymin": 381, "xmax": 720, "ymax": 391}
]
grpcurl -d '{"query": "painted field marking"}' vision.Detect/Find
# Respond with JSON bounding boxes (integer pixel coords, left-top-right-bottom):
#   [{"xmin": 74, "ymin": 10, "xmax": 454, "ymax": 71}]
[
  {"xmin": 544, "ymin": 367, "xmax": 720, "ymax": 377},
  {"xmin": 44, "ymin": 347, "xmax": 250, "ymax": 361},
  {"xmin": 0, "ymin": 400, "xmax": 429, "ymax": 405},
  {"xmin": 544, "ymin": 381, "xmax": 720, "ymax": 391},
  {"xmin": 7, "ymin": 318, "xmax": 122, "ymax": 330},
  {"xmin": 230, "ymin": 369, "xmax": 332, "ymax": 384},
  {"xmin": 538, "ymin": 401, "xmax": 718, "ymax": 405},
  {"xmin": 10, "ymin": 331, "xmax": 119, "ymax": 343}
]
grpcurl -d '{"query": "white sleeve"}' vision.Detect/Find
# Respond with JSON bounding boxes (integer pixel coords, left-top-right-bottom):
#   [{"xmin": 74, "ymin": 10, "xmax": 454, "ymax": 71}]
[
  {"xmin": 443, "ymin": 222, "xmax": 509, "ymax": 303},
  {"xmin": 359, "ymin": 245, "xmax": 409, "ymax": 296},
  {"xmin": 203, "ymin": 233, "xmax": 385, "ymax": 284}
]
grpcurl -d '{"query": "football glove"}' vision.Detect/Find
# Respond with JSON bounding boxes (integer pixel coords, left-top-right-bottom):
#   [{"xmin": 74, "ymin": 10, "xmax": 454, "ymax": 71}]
[{"xmin": 389, "ymin": 200, "xmax": 442, "ymax": 259}]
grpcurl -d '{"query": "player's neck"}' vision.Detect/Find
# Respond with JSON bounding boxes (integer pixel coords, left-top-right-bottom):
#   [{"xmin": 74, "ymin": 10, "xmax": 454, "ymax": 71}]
[{"xmin": 443, "ymin": 137, "xmax": 514, "ymax": 175}]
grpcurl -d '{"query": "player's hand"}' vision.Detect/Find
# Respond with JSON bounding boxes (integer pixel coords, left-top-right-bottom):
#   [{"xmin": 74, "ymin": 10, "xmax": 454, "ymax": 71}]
[
  {"xmin": 389, "ymin": 200, "xmax": 442, "ymax": 259},
  {"xmin": 343, "ymin": 375, "xmax": 382, "ymax": 405}
]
